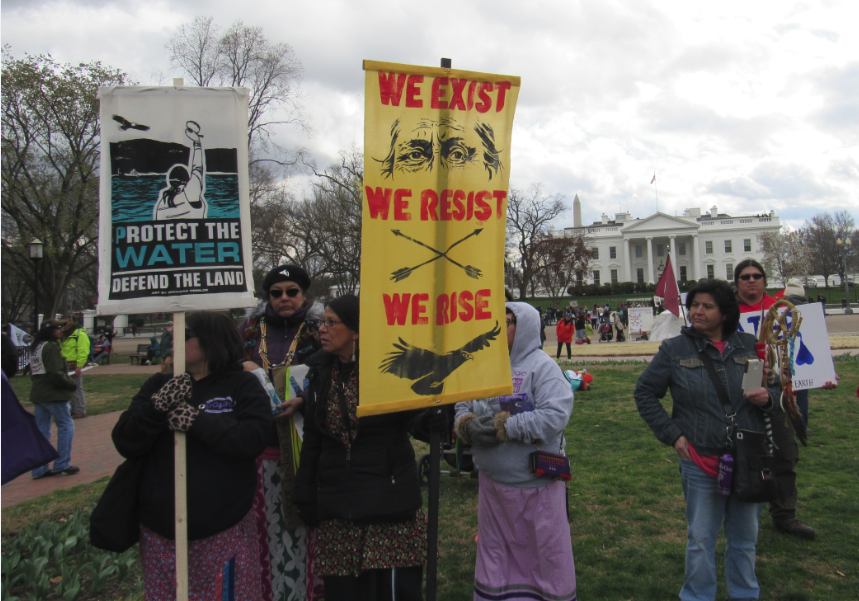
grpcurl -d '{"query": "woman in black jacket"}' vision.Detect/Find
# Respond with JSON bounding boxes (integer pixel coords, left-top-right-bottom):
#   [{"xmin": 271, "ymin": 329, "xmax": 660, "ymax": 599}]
[
  {"xmin": 112, "ymin": 311, "xmax": 272, "ymax": 600},
  {"xmin": 292, "ymin": 295, "xmax": 429, "ymax": 601}
]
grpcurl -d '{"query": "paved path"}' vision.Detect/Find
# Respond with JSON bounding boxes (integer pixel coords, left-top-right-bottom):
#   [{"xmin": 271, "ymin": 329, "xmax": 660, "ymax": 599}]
[{"xmin": 1, "ymin": 411, "xmax": 124, "ymax": 509}]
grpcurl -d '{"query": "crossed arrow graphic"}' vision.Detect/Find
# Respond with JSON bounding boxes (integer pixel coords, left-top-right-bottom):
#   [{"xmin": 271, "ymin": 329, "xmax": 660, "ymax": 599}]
[{"xmin": 390, "ymin": 229, "xmax": 484, "ymax": 282}]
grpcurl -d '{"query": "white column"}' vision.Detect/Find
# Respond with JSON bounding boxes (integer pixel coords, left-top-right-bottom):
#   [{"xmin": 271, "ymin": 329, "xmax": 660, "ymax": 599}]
[
  {"xmin": 646, "ymin": 237, "xmax": 654, "ymax": 283},
  {"xmin": 624, "ymin": 239, "xmax": 632, "ymax": 282},
  {"xmin": 692, "ymin": 234, "xmax": 700, "ymax": 279},
  {"xmin": 669, "ymin": 236, "xmax": 677, "ymax": 263}
]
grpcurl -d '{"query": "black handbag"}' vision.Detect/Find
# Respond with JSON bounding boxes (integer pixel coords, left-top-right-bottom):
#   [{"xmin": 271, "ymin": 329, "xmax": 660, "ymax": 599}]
[
  {"xmin": 697, "ymin": 348, "xmax": 777, "ymax": 503},
  {"xmin": 89, "ymin": 456, "xmax": 146, "ymax": 552}
]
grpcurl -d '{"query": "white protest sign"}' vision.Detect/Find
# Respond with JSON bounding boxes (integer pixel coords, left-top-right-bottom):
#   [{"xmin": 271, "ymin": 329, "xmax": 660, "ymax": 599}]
[
  {"xmin": 628, "ymin": 307, "xmax": 653, "ymax": 333},
  {"xmin": 737, "ymin": 302, "xmax": 835, "ymax": 391},
  {"xmin": 8, "ymin": 324, "xmax": 29, "ymax": 346},
  {"xmin": 96, "ymin": 86, "xmax": 256, "ymax": 315}
]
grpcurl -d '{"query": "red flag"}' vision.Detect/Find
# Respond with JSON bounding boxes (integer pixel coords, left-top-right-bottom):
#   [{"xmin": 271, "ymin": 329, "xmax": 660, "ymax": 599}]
[{"xmin": 655, "ymin": 255, "xmax": 680, "ymax": 317}]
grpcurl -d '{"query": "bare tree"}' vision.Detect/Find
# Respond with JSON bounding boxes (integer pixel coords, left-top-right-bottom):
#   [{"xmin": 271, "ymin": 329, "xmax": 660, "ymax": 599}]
[
  {"xmin": 757, "ymin": 228, "xmax": 811, "ymax": 287},
  {"xmin": 167, "ymin": 16, "xmax": 308, "ymax": 168},
  {"xmin": 532, "ymin": 233, "xmax": 593, "ymax": 304},
  {"xmin": 2, "ymin": 51, "xmax": 129, "ymax": 321},
  {"xmin": 294, "ymin": 150, "xmax": 364, "ymax": 296},
  {"xmin": 506, "ymin": 184, "xmax": 567, "ymax": 299},
  {"xmin": 802, "ymin": 211, "xmax": 857, "ymax": 287}
]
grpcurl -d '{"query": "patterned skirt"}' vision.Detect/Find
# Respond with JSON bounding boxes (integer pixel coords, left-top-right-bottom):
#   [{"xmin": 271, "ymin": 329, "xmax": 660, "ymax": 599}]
[
  {"xmin": 474, "ymin": 473, "xmax": 576, "ymax": 601},
  {"xmin": 140, "ymin": 509, "xmax": 262, "ymax": 601},
  {"xmin": 254, "ymin": 451, "xmax": 324, "ymax": 601},
  {"xmin": 315, "ymin": 511, "xmax": 427, "ymax": 577}
]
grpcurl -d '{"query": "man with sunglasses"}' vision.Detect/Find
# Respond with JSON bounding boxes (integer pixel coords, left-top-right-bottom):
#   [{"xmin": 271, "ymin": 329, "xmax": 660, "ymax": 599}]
[{"xmin": 733, "ymin": 260, "xmax": 815, "ymax": 540}]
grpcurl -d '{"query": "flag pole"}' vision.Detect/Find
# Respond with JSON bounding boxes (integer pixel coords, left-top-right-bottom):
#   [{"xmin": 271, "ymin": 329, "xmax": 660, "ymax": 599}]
[{"xmin": 652, "ymin": 172, "xmax": 658, "ymax": 213}]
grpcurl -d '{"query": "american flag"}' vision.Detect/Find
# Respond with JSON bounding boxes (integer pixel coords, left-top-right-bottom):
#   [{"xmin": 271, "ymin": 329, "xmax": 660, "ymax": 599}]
[{"xmin": 650, "ymin": 174, "xmax": 656, "ymax": 184}]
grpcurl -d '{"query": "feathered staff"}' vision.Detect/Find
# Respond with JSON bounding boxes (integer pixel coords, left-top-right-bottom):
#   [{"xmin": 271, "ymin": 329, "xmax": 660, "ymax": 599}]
[{"xmin": 760, "ymin": 299, "xmax": 807, "ymax": 446}]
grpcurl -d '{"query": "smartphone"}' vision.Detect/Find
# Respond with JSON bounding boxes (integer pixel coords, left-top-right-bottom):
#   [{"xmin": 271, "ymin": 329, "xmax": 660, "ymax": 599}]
[{"xmin": 742, "ymin": 359, "xmax": 765, "ymax": 394}]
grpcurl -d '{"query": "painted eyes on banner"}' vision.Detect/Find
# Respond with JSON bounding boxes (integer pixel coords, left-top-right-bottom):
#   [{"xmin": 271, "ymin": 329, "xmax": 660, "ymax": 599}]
[
  {"xmin": 396, "ymin": 139, "xmax": 434, "ymax": 173},
  {"xmin": 393, "ymin": 137, "xmax": 478, "ymax": 174}
]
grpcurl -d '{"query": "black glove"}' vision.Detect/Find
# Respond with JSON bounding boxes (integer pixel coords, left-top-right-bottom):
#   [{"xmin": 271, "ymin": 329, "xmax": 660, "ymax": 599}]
[{"xmin": 421, "ymin": 409, "xmax": 449, "ymax": 434}]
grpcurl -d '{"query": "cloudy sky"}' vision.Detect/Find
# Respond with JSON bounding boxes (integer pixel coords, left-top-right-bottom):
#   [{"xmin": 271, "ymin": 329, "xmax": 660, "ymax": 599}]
[{"xmin": 3, "ymin": 0, "xmax": 857, "ymax": 230}]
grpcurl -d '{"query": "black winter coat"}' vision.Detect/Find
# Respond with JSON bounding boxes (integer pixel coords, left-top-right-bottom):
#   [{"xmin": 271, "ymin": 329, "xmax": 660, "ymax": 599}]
[
  {"xmin": 112, "ymin": 367, "xmax": 272, "ymax": 540},
  {"xmin": 293, "ymin": 350, "xmax": 424, "ymax": 524}
]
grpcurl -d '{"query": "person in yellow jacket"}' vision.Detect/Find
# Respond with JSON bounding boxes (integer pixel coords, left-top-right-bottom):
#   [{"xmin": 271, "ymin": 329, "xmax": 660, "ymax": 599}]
[{"xmin": 60, "ymin": 320, "xmax": 90, "ymax": 419}]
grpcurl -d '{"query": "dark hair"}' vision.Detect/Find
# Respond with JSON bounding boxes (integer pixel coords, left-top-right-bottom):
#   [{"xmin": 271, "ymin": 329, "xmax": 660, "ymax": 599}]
[
  {"xmin": 31, "ymin": 320, "xmax": 62, "ymax": 350},
  {"xmin": 326, "ymin": 294, "xmax": 359, "ymax": 332},
  {"xmin": 734, "ymin": 259, "xmax": 767, "ymax": 287},
  {"xmin": 685, "ymin": 279, "xmax": 740, "ymax": 337},
  {"xmin": 186, "ymin": 311, "xmax": 244, "ymax": 373}
]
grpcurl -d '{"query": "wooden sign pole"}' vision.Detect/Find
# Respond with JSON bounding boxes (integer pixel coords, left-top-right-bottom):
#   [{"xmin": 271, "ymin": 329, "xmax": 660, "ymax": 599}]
[
  {"xmin": 173, "ymin": 310, "xmax": 189, "ymax": 601},
  {"xmin": 172, "ymin": 74, "xmax": 189, "ymax": 601}
]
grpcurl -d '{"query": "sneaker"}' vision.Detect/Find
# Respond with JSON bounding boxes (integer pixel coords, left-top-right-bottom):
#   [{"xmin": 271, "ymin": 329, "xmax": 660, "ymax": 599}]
[
  {"xmin": 55, "ymin": 466, "xmax": 80, "ymax": 476},
  {"xmin": 33, "ymin": 471, "xmax": 56, "ymax": 480},
  {"xmin": 775, "ymin": 519, "xmax": 816, "ymax": 540}
]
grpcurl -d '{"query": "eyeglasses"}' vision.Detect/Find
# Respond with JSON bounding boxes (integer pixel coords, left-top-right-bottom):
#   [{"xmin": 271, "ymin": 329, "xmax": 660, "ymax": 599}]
[
  {"xmin": 320, "ymin": 318, "xmax": 343, "ymax": 329},
  {"xmin": 185, "ymin": 329, "xmax": 198, "ymax": 341},
  {"xmin": 739, "ymin": 273, "xmax": 764, "ymax": 281},
  {"xmin": 270, "ymin": 287, "xmax": 302, "ymax": 299},
  {"xmin": 506, "ymin": 318, "xmax": 516, "ymax": 327}
]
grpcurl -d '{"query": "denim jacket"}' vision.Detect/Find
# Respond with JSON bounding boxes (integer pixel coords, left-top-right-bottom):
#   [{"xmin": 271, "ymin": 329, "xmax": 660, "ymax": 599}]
[{"xmin": 634, "ymin": 327, "xmax": 779, "ymax": 456}]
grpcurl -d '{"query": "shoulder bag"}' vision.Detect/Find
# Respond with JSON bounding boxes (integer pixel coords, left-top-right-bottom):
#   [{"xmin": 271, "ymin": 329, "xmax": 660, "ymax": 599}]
[
  {"xmin": 697, "ymin": 347, "xmax": 776, "ymax": 503},
  {"xmin": 89, "ymin": 456, "xmax": 146, "ymax": 552}
]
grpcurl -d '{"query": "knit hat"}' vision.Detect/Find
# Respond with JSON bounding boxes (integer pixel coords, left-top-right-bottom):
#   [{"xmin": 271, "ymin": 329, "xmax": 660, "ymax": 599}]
[
  {"xmin": 784, "ymin": 277, "xmax": 805, "ymax": 298},
  {"xmin": 262, "ymin": 264, "xmax": 311, "ymax": 294}
]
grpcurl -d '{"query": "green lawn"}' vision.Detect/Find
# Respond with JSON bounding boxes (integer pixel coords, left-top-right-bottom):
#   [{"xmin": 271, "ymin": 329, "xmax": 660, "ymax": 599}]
[
  {"xmin": 9, "ymin": 373, "xmax": 151, "ymax": 416},
  {"xmin": 3, "ymin": 359, "xmax": 858, "ymax": 600}
]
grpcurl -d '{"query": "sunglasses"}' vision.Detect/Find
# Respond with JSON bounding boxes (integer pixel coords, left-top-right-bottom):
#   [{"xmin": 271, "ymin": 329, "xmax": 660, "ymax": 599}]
[
  {"xmin": 185, "ymin": 329, "xmax": 198, "ymax": 341},
  {"xmin": 270, "ymin": 287, "xmax": 302, "ymax": 299},
  {"xmin": 739, "ymin": 273, "xmax": 764, "ymax": 281}
]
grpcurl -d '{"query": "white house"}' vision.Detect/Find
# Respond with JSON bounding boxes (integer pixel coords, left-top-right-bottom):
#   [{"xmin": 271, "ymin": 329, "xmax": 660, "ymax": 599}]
[{"xmin": 561, "ymin": 200, "xmax": 781, "ymax": 286}]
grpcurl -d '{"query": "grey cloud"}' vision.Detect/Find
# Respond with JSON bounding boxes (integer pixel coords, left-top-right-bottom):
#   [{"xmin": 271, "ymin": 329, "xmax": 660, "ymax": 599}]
[
  {"xmin": 706, "ymin": 177, "xmax": 771, "ymax": 200},
  {"xmin": 706, "ymin": 162, "xmax": 833, "ymax": 202},
  {"xmin": 640, "ymin": 97, "xmax": 786, "ymax": 154},
  {"xmin": 810, "ymin": 62, "xmax": 859, "ymax": 133},
  {"xmin": 826, "ymin": 157, "xmax": 859, "ymax": 182}
]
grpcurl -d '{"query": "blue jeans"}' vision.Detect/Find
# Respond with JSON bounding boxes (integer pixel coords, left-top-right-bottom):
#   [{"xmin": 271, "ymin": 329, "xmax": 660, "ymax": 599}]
[
  {"xmin": 32, "ymin": 402, "xmax": 74, "ymax": 477},
  {"xmin": 680, "ymin": 460, "xmax": 761, "ymax": 601}
]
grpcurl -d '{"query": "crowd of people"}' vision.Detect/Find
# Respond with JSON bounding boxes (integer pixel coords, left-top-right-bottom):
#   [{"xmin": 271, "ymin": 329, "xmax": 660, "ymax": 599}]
[{"xmin": 9, "ymin": 259, "xmax": 846, "ymax": 601}]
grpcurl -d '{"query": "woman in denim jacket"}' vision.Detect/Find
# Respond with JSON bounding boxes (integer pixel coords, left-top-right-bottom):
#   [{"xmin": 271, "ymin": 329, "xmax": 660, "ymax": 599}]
[{"xmin": 634, "ymin": 280, "xmax": 779, "ymax": 601}]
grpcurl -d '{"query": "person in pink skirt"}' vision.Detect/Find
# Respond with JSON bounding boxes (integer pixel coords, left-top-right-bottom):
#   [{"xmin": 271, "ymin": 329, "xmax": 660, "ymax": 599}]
[{"xmin": 456, "ymin": 302, "xmax": 576, "ymax": 601}]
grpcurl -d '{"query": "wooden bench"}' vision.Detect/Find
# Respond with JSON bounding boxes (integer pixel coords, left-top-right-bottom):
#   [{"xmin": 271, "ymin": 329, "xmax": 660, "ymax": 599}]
[{"xmin": 130, "ymin": 344, "xmax": 151, "ymax": 365}]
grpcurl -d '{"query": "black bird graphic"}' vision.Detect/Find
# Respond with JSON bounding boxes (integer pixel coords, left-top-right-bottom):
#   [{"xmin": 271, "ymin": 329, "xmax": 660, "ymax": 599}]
[
  {"xmin": 112, "ymin": 114, "xmax": 151, "ymax": 131},
  {"xmin": 380, "ymin": 321, "xmax": 500, "ymax": 396}
]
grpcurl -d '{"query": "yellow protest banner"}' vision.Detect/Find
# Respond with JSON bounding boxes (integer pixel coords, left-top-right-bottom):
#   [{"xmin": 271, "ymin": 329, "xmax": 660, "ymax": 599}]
[{"xmin": 359, "ymin": 60, "xmax": 520, "ymax": 416}]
